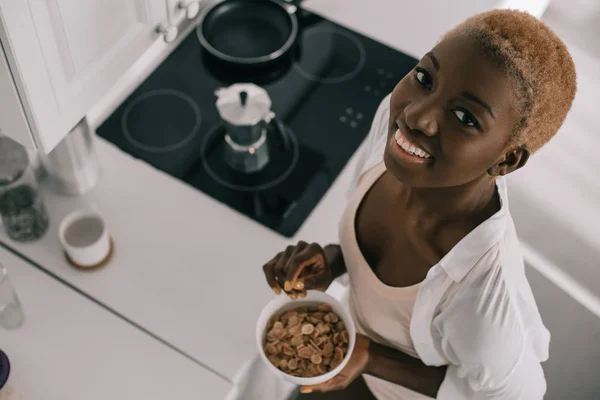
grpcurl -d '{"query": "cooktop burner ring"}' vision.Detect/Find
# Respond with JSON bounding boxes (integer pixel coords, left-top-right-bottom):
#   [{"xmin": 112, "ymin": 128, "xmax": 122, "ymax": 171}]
[
  {"xmin": 293, "ymin": 28, "xmax": 366, "ymax": 84},
  {"xmin": 201, "ymin": 123, "xmax": 299, "ymax": 192},
  {"xmin": 121, "ymin": 89, "xmax": 202, "ymax": 153}
]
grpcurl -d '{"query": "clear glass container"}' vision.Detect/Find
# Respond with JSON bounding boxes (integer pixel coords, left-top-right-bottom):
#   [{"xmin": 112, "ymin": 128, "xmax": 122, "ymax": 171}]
[
  {"xmin": 0, "ymin": 265, "xmax": 25, "ymax": 329},
  {"xmin": 0, "ymin": 137, "xmax": 49, "ymax": 242}
]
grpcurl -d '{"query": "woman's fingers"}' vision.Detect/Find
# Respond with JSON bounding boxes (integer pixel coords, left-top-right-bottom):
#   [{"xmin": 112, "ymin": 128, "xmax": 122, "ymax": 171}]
[
  {"xmin": 285, "ymin": 243, "xmax": 325, "ymax": 289},
  {"xmin": 264, "ymin": 241, "xmax": 328, "ymax": 297},
  {"xmin": 273, "ymin": 245, "xmax": 294, "ymax": 289},
  {"xmin": 298, "ymin": 269, "xmax": 333, "ymax": 291},
  {"xmin": 300, "ymin": 375, "xmax": 346, "ymax": 393},
  {"xmin": 262, "ymin": 254, "xmax": 282, "ymax": 294},
  {"xmin": 283, "ymin": 241, "xmax": 307, "ymax": 291}
]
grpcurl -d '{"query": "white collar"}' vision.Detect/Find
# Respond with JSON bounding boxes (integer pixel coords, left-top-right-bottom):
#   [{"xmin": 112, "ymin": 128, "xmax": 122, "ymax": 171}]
[{"xmin": 438, "ymin": 177, "xmax": 509, "ymax": 282}]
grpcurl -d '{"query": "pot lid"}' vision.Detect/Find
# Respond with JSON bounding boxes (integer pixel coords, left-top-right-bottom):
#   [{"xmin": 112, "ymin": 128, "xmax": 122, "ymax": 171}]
[{"xmin": 215, "ymin": 83, "xmax": 272, "ymax": 126}]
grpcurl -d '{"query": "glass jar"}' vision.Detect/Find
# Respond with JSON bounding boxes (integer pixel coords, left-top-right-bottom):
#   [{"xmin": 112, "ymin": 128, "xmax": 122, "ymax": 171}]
[{"xmin": 0, "ymin": 137, "xmax": 49, "ymax": 242}]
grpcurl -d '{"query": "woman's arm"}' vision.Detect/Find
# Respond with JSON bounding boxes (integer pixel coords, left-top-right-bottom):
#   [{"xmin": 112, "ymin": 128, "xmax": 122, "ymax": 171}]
[
  {"xmin": 366, "ymin": 340, "xmax": 447, "ymax": 397},
  {"xmin": 301, "ymin": 334, "xmax": 446, "ymax": 397}
]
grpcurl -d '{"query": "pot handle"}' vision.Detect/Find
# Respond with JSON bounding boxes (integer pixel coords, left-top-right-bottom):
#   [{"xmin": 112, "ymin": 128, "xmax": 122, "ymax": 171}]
[{"xmin": 280, "ymin": 0, "xmax": 303, "ymax": 14}]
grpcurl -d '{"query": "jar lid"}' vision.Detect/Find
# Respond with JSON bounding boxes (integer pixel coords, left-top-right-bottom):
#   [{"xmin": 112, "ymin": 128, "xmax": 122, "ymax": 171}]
[
  {"xmin": 0, "ymin": 136, "xmax": 29, "ymax": 186},
  {"xmin": 0, "ymin": 350, "xmax": 9, "ymax": 390}
]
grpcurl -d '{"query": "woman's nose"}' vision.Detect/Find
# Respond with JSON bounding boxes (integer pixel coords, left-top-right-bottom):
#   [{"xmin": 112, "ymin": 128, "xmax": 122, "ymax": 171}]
[{"xmin": 404, "ymin": 101, "xmax": 440, "ymax": 137}]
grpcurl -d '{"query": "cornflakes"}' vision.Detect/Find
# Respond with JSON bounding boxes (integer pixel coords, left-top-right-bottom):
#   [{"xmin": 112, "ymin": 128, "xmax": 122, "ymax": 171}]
[{"xmin": 263, "ymin": 303, "xmax": 350, "ymax": 377}]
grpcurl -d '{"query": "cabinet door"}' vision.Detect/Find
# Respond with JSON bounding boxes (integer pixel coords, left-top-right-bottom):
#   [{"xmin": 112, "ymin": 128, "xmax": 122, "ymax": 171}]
[
  {"xmin": 0, "ymin": 40, "xmax": 35, "ymax": 149},
  {"xmin": 0, "ymin": 0, "xmax": 167, "ymax": 153}
]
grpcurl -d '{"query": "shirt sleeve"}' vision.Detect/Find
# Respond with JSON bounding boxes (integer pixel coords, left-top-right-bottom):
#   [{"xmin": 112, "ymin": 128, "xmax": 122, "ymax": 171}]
[
  {"xmin": 437, "ymin": 349, "xmax": 547, "ymax": 399},
  {"xmin": 434, "ymin": 270, "xmax": 548, "ymax": 400},
  {"xmin": 347, "ymin": 93, "xmax": 391, "ymax": 197}
]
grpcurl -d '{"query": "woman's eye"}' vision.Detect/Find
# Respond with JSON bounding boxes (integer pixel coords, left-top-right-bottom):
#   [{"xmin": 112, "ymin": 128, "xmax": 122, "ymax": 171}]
[
  {"xmin": 414, "ymin": 68, "xmax": 432, "ymax": 89},
  {"xmin": 452, "ymin": 109, "xmax": 479, "ymax": 128}
]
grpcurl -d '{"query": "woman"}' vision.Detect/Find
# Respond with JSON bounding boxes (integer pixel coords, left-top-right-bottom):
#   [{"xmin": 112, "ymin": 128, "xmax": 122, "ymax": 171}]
[{"xmin": 262, "ymin": 9, "xmax": 576, "ymax": 400}]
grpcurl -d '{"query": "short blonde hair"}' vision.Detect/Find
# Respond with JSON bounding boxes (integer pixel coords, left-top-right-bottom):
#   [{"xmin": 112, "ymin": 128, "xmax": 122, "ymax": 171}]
[{"xmin": 444, "ymin": 9, "xmax": 576, "ymax": 152}]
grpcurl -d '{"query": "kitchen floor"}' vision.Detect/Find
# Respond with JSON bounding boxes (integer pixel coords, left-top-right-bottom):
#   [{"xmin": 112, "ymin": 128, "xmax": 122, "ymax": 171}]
[
  {"xmin": 507, "ymin": 1, "xmax": 600, "ymax": 398},
  {"xmin": 526, "ymin": 266, "xmax": 600, "ymax": 400}
]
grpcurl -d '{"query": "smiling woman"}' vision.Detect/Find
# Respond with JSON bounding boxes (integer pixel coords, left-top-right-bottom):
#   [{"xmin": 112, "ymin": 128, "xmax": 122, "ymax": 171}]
[
  {"xmin": 261, "ymin": 9, "xmax": 576, "ymax": 400},
  {"xmin": 384, "ymin": 19, "xmax": 575, "ymax": 189}
]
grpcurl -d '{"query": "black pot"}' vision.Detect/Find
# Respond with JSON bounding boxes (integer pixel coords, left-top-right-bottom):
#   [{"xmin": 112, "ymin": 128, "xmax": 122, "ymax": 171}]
[{"xmin": 197, "ymin": 0, "xmax": 300, "ymax": 68}]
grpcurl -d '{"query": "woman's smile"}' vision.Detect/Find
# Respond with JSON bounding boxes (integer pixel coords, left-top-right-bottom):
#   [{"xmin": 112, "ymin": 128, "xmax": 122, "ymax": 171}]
[{"xmin": 389, "ymin": 133, "xmax": 433, "ymax": 165}]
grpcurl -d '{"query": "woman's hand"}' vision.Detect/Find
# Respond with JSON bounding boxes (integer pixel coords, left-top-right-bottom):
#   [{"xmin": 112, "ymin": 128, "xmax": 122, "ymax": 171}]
[
  {"xmin": 300, "ymin": 334, "xmax": 371, "ymax": 394},
  {"xmin": 262, "ymin": 241, "xmax": 333, "ymax": 299}
]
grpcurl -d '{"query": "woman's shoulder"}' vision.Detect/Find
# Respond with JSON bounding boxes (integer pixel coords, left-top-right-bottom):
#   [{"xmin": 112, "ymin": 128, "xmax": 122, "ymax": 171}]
[{"xmin": 439, "ymin": 241, "xmax": 525, "ymax": 327}]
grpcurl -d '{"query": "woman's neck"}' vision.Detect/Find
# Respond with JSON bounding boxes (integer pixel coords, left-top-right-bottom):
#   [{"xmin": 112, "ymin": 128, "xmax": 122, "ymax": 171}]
[{"xmin": 400, "ymin": 175, "xmax": 499, "ymax": 224}]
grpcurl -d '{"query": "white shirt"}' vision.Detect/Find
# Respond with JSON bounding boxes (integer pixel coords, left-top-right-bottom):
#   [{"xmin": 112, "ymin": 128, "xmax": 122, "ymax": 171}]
[{"xmin": 349, "ymin": 94, "xmax": 550, "ymax": 399}]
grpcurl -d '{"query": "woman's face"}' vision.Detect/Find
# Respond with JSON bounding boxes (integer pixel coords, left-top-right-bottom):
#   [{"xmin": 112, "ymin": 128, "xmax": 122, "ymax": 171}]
[{"xmin": 384, "ymin": 33, "xmax": 521, "ymax": 188}]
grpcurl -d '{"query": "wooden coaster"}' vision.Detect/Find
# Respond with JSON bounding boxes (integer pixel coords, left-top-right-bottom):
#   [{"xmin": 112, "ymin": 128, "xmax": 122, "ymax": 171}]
[{"xmin": 65, "ymin": 237, "xmax": 115, "ymax": 271}]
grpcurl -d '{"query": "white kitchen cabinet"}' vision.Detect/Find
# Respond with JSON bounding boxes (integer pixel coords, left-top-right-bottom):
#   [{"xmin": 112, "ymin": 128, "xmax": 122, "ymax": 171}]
[{"xmin": 0, "ymin": 0, "xmax": 168, "ymax": 153}]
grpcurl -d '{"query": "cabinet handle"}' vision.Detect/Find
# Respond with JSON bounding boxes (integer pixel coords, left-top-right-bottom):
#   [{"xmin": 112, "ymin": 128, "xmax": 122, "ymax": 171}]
[
  {"xmin": 156, "ymin": 23, "xmax": 178, "ymax": 43},
  {"xmin": 178, "ymin": 1, "xmax": 201, "ymax": 20}
]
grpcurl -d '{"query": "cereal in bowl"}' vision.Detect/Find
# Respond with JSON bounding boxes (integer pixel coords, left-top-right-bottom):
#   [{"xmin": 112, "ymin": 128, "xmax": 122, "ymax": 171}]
[{"xmin": 263, "ymin": 303, "xmax": 350, "ymax": 377}]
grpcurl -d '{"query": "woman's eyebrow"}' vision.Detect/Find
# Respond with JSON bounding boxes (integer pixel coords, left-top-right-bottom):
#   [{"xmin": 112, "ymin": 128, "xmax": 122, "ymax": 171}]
[
  {"xmin": 425, "ymin": 52, "xmax": 440, "ymax": 71},
  {"xmin": 460, "ymin": 91, "xmax": 496, "ymax": 119}
]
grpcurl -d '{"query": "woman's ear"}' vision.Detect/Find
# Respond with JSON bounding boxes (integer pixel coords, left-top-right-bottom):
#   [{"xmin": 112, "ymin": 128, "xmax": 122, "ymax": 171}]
[{"xmin": 488, "ymin": 147, "xmax": 530, "ymax": 176}]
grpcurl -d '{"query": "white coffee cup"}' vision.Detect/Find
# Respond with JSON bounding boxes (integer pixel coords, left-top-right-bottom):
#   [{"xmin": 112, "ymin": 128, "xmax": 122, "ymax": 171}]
[{"xmin": 59, "ymin": 211, "xmax": 111, "ymax": 268}]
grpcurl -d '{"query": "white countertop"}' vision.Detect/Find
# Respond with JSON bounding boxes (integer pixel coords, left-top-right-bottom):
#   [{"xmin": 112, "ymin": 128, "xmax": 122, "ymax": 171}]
[
  {"xmin": 0, "ymin": 245, "xmax": 231, "ymax": 399},
  {"xmin": 0, "ymin": 136, "xmax": 357, "ymax": 383},
  {"xmin": 0, "ymin": 0, "xmax": 547, "ymax": 396}
]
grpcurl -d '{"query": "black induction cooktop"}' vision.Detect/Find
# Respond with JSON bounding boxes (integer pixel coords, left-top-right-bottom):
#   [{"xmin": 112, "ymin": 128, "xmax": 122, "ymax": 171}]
[{"xmin": 97, "ymin": 10, "xmax": 417, "ymax": 237}]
